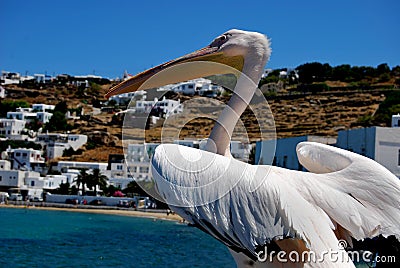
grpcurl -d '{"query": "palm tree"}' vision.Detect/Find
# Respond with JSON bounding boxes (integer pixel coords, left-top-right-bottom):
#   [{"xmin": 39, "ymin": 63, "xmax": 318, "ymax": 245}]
[
  {"xmin": 74, "ymin": 169, "xmax": 89, "ymax": 196},
  {"xmin": 87, "ymin": 168, "xmax": 108, "ymax": 196}
]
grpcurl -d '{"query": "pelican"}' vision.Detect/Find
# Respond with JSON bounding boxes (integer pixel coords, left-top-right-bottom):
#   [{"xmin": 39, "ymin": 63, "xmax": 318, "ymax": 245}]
[{"xmin": 106, "ymin": 29, "xmax": 400, "ymax": 267}]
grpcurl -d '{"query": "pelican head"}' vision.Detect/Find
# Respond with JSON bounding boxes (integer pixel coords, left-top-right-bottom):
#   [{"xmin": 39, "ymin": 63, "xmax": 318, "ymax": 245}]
[{"xmin": 105, "ymin": 29, "xmax": 271, "ymax": 98}]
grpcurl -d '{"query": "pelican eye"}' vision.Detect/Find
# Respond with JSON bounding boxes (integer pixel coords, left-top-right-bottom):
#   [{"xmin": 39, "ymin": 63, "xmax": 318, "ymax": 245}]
[{"xmin": 210, "ymin": 34, "xmax": 229, "ymax": 48}]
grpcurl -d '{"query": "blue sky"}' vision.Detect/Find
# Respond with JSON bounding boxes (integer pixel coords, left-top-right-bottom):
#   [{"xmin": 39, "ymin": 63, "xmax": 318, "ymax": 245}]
[{"xmin": 1, "ymin": 0, "xmax": 399, "ymax": 78}]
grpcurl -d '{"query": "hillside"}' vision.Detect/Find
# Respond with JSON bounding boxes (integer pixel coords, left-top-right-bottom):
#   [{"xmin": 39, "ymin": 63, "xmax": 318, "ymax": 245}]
[{"xmin": 2, "ymin": 75, "xmax": 399, "ymax": 162}]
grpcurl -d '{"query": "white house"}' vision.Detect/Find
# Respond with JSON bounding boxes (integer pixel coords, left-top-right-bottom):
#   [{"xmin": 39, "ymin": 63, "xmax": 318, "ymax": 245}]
[
  {"xmin": 0, "ymin": 160, "xmax": 11, "ymax": 170},
  {"xmin": 34, "ymin": 74, "xmax": 52, "ymax": 83},
  {"xmin": 255, "ymin": 135, "xmax": 337, "ymax": 170},
  {"xmin": 7, "ymin": 110, "xmax": 37, "ymax": 122},
  {"xmin": 56, "ymin": 161, "xmax": 108, "ymax": 173},
  {"xmin": 1, "ymin": 71, "xmax": 21, "ymax": 85},
  {"xmin": 36, "ymin": 112, "xmax": 53, "ymax": 124},
  {"xmin": 26, "ymin": 174, "xmax": 68, "ymax": 190},
  {"xmin": 126, "ymin": 143, "xmax": 159, "ymax": 181},
  {"xmin": 230, "ymin": 141, "xmax": 252, "ymax": 162},
  {"xmin": 32, "ymin": 104, "xmax": 55, "ymax": 112},
  {"xmin": 0, "ymin": 85, "xmax": 5, "ymax": 98},
  {"xmin": 7, "ymin": 109, "xmax": 53, "ymax": 124},
  {"xmin": 173, "ymin": 139, "xmax": 204, "ymax": 149},
  {"xmin": 171, "ymin": 78, "xmax": 223, "ymax": 97},
  {"xmin": 336, "ymin": 126, "xmax": 400, "ymax": 178},
  {"xmin": 0, "ymin": 168, "xmax": 40, "ymax": 192},
  {"xmin": 135, "ymin": 97, "xmax": 182, "ymax": 118},
  {"xmin": 4, "ymin": 147, "xmax": 46, "ymax": 174},
  {"xmin": 109, "ymin": 90, "xmax": 147, "ymax": 106},
  {"xmin": 0, "ymin": 119, "xmax": 26, "ymax": 139},
  {"xmin": 392, "ymin": 114, "xmax": 400, "ymax": 128},
  {"xmin": 0, "ymin": 170, "xmax": 27, "ymax": 189},
  {"xmin": 36, "ymin": 133, "xmax": 88, "ymax": 159}
]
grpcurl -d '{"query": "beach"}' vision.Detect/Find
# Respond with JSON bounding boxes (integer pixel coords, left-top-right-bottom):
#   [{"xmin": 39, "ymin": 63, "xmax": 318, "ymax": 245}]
[{"xmin": 0, "ymin": 203, "xmax": 183, "ymax": 222}]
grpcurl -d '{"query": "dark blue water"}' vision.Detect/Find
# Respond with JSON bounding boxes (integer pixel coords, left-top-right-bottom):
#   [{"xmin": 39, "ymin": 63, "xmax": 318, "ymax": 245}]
[{"xmin": 0, "ymin": 207, "xmax": 235, "ymax": 268}]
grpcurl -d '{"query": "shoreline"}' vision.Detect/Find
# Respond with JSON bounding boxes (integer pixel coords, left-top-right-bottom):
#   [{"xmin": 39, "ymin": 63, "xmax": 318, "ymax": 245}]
[{"xmin": 0, "ymin": 203, "xmax": 184, "ymax": 222}]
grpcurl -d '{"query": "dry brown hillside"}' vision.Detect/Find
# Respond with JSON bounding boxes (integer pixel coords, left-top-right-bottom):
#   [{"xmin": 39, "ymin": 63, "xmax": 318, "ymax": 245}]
[{"xmin": 2, "ymin": 83, "xmax": 392, "ymax": 162}]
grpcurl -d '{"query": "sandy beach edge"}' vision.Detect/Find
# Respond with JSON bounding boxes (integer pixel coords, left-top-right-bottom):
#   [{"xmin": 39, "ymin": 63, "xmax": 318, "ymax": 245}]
[{"xmin": 0, "ymin": 203, "xmax": 184, "ymax": 222}]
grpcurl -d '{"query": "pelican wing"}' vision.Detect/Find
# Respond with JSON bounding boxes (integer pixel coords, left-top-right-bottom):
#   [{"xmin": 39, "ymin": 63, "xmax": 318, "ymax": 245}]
[
  {"xmin": 152, "ymin": 144, "xmax": 351, "ymax": 266},
  {"xmin": 295, "ymin": 142, "xmax": 400, "ymax": 241}
]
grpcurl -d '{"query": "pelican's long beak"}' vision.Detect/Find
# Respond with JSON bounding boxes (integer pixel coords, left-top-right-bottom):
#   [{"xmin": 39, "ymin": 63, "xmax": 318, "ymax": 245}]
[{"xmin": 105, "ymin": 46, "xmax": 244, "ymax": 98}]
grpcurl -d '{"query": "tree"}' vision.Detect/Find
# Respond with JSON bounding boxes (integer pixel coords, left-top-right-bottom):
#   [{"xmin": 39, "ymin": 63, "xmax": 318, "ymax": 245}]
[
  {"xmin": 123, "ymin": 180, "xmax": 148, "ymax": 196},
  {"xmin": 44, "ymin": 111, "xmax": 69, "ymax": 132},
  {"xmin": 74, "ymin": 169, "xmax": 89, "ymax": 196},
  {"xmin": 376, "ymin": 63, "xmax": 390, "ymax": 76},
  {"xmin": 55, "ymin": 182, "xmax": 71, "ymax": 195},
  {"xmin": 0, "ymin": 100, "xmax": 30, "ymax": 117},
  {"xmin": 296, "ymin": 62, "xmax": 332, "ymax": 83},
  {"xmin": 87, "ymin": 168, "xmax": 108, "ymax": 196},
  {"xmin": 332, "ymin": 64, "xmax": 352, "ymax": 81}
]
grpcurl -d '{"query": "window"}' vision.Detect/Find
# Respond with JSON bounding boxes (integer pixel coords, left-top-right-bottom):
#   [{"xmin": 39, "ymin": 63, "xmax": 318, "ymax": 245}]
[
  {"xmin": 16, "ymin": 152, "xmax": 21, "ymax": 157},
  {"xmin": 139, "ymin": 167, "xmax": 149, "ymax": 173},
  {"xmin": 0, "ymin": 176, "xmax": 2, "ymax": 181},
  {"xmin": 31, "ymin": 181, "xmax": 35, "ymax": 187},
  {"xmin": 398, "ymin": 149, "xmax": 400, "ymax": 166},
  {"xmin": 283, "ymin": 156, "xmax": 288, "ymax": 168}
]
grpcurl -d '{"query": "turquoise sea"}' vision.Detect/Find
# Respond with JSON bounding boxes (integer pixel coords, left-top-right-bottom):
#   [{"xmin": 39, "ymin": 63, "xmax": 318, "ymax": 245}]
[{"xmin": 0, "ymin": 207, "xmax": 235, "ymax": 268}]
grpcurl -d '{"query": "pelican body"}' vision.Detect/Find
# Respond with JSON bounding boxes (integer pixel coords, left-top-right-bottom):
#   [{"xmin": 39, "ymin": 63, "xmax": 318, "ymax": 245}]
[{"xmin": 106, "ymin": 29, "xmax": 400, "ymax": 267}]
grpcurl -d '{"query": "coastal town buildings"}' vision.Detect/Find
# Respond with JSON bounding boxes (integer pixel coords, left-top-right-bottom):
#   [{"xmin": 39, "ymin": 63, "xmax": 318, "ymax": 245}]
[{"xmin": 36, "ymin": 133, "xmax": 88, "ymax": 159}]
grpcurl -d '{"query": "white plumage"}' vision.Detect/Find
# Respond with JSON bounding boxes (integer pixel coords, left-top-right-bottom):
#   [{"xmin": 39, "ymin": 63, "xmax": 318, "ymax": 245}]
[{"xmin": 152, "ymin": 143, "xmax": 400, "ymax": 267}]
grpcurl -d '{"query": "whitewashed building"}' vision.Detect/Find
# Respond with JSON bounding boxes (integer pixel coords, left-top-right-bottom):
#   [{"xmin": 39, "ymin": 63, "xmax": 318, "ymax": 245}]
[
  {"xmin": 37, "ymin": 133, "xmax": 88, "ymax": 159},
  {"xmin": 392, "ymin": 114, "xmax": 400, "ymax": 128},
  {"xmin": 32, "ymin": 104, "xmax": 55, "ymax": 112},
  {"xmin": 56, "ymin": 161, "xmax": 108, "ymax": 173},
  {"xmin": 0, "ymin": 119, "xmax": 26, "ymax": 139},
  {"xmin": 230, "ymin": 141, "xmax": 252, "ymax": 162},
  {"xmin": 0, "ymin": 86, "xmax": 5, "ymax": 98},
  {"xmin": 336, "ymin": 126, "xmax": 400, "ymax": 178},
  {"xmin": 171, "ymin": 78, "xmax": 223, "ymax": 97},
  {"xmin": 0, "ymin": 168, "xmax": 40, "ymax": 192},
  {"xmin": 7, "ymin": 109, "xmax": 53, "ymax": 124},
  {"xmin": 126, "ymin": 143, "xmax": 159, "ymax": 181},
  {"xmin": 0, "ymin": 170, "xmax": 28, "ymax": 189},
  {"xmin": 135, "ymin": 97, "xmax": 182, "ymax": 118},
  {"xmin": 4, "ymin": 147, "xmax": 46, "ymax": 174},
  {"xmin": 26, "ymin": 174, "xmax": 68, "ymax": 190},
  {"xmin": 36, "ymin": 112, "xmax": 53, "ymax": 124}
]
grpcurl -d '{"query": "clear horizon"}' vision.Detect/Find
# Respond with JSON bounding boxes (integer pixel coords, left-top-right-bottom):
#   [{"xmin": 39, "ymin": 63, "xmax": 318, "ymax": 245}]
[{"xmin": 1, "ymin": 0, "xmax": 399, "ymax": 79}]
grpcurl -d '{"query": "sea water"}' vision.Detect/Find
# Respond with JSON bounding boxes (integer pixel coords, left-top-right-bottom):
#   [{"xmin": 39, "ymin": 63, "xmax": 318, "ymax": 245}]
[{"xmin": 0, "ymin": 207, "xmax": 235, "ymax": 268}]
